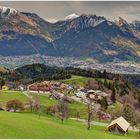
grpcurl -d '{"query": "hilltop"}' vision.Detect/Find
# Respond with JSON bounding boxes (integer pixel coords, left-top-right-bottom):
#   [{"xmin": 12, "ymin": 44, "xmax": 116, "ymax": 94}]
[{"xmin": 0, "ymin": 64, "xmax": 140, "ymax": 113}]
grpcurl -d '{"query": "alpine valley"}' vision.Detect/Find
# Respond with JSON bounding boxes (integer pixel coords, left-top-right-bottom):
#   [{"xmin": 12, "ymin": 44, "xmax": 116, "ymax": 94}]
[
  {"xmin": 0, "ymin": 6, "xmax": 140, "ymax": 73},
  {"xmin": 1, "ymin": 5, "xmax": 140, "ymax": 139}
]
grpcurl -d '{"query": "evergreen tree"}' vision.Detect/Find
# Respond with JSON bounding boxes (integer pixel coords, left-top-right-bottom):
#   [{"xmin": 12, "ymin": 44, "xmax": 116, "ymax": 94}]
[
  {"xmin": 111, "ymin": 86, "xmax": 116, "ymax": 103},
  {"xmin": 100, "ymin": 97, "xmax": 108, "ymax": 110},
  {"xmin": 104, "ymin": 79, "xmax": 108, "ymax": 88},
  {"xmin": 0, "ymin": 78, "xmax": 5, "ymax": 89},
  {"xmin": 138, "ymin": 94, "xmax": 140, "ymax": 108}
]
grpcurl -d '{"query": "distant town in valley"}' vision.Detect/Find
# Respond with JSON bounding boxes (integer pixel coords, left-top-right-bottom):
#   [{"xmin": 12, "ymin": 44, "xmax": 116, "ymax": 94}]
[{"xmin": 0, "ymin": 55, "xmax": 140, "ymax": 74}]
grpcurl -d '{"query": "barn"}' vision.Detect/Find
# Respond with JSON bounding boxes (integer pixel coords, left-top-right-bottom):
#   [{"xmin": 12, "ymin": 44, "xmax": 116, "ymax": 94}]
[{"xmin": 107, "ymin": 116, "xmax": 130, "ymax": 135}]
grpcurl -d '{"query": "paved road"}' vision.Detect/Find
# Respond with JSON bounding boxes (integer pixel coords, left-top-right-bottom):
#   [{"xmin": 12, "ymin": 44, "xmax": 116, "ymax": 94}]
[{"xmin": 70, "ymin": 118, "xmax": 108, "ymax": 126}]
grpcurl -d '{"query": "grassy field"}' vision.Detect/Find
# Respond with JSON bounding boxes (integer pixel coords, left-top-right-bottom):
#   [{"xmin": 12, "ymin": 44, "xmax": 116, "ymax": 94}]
[
  {"xmin": 64, "ymin": 75, "xmax": 111, "ymax": 86},
  {"xmin": 31, "ymin": 93, "xmax": 87, "ymax": 119},
  {"xmin": 64, "ymin": 75, "xmax": 93, "ymax": 86},
  {"xmin": 0, "ymin": 88, "xmax": 121, "ymax": 121},
  {"xmin": 0, "ymin": 90, "xmax": 28, "ymax": 105},
  {"xmin": 0, "ymin": 90, "xmax": 138, "ymax": 138},
  {"xmin": 0, "ymin": 90, "xmax": 87, "ymax": 119},
  {"xmin": 0, "ymin": 111, "xmax": 138, "ymax": 139},
  {"xmin": 31, "ymin": 93, "xmax": 58, "ymax": 106}
]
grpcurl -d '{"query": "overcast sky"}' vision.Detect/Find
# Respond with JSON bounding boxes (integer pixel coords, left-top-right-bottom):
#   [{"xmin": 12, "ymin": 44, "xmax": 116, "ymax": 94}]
[{"xmin": 0, "ymin": 1, "xmax": 140, "ymax": 23}]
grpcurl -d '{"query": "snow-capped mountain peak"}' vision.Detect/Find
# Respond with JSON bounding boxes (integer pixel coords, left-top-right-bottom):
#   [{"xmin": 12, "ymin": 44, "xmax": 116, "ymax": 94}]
[
  {"xmin": 0, "ymin": 6, "xmax": 17, "ymax": 17},
  {"xmin": 64, "ymin": 13, "xmax": 79, "ymax": 20}
]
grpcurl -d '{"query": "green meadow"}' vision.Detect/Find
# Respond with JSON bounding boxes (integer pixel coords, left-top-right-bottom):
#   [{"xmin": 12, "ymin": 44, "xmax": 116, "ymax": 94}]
[
  {"xmin": 0, "ymin": 111, "xmax": 138, "ymax": 139},
  {"xmin": 0, "ymin": 90, "xmax": 138, "ymax": 139}
]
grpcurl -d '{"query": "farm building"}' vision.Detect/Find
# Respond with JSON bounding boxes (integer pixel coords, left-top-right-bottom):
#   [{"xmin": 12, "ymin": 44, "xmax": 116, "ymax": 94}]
[
  {"xmin": 87, "ymin": 90, "xmax": 108, "ymax": 97},
  {"xmin": 75, "ymin": 88, "xmax": 88, "ymax": 98},
  {"xmin": 87, "ymin": 89, "xmax": 95, "ymax": 94},
  {"xmin": 107, "ymin": 116, "xmax": 130, "ymax": 135},
  {"xmin": 29, "ymin": 82, "xmax": 53, "ymax": 92}
]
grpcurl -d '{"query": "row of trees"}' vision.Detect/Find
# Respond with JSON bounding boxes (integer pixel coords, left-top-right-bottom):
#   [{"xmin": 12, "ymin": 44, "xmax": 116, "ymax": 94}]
[{"xmin": 66, "ymin": 67, "xmax": 119, "ymax": 80}]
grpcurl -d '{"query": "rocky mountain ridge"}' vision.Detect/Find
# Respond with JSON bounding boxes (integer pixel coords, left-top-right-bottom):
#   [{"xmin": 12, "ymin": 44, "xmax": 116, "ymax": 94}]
[{"xmin": 0, "ymin": 6, "xmax": 140, "ymax": 62}]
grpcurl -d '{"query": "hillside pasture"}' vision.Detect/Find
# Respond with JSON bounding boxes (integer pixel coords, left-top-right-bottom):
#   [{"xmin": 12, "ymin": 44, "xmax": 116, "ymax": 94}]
[{"xmin": 0, "ymin": 111, "xmax": 138, "ymax": 139}]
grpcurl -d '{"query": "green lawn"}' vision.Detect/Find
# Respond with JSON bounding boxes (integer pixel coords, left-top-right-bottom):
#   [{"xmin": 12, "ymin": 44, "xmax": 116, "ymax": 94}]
[
  {"xmin": 0, "ymin": 111, "xmax": 138, "ymax": 139},
  {"xmin": 0, "ymin": 90, "xmax": 87, "ymax": 119},
  {"xmin": 0, "ymin": 90, "xmax": 28, "ymax": 105},
  {"xmin": 64, "ymin": 75, "xmax": 111, "ymax": 86},
  {"xmin": 64, "ymin": 75, "xmax": 93, "ymax": 86},
  {"xmin": 0, "ymin": 90, "xmax": 139, "ymax": 138},
  {"xmin": 30, "ymin": 93, "xmax": 87, "ymax": 119},
  {"xmin": 31, "ymin": 93, "xmax": 58, "ymax": 106}
]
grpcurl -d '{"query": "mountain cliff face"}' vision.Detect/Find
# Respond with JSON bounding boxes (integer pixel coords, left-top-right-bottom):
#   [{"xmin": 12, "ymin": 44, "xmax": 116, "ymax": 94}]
[
  {"xmin": 48, "ymin": 15, "xmax": 140, "ymax": 62},
  {"xmin": 0, "ymin": 7, "xmax": 140, "ymax": 62},
  {"xmin": 0, "ymin": 6, "xmax": 54, "ymax": 56}
]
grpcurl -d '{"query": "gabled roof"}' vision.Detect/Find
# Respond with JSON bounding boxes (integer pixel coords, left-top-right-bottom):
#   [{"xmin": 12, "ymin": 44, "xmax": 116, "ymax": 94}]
[
  {"xmin": 108, "ymin": 116, "xmax": 130, "ymax": 132},
  {"xmin": 87, "ymin": 90, "xmax": 95, "ymax": 93}
]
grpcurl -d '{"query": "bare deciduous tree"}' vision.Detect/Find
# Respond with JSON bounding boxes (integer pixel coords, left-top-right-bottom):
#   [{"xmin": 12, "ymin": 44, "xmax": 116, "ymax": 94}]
[
  {"xmin": 58, "ymin": 96, "xmax": 69, "ymax": 124},
  {"xmin": 28, "ymin": 97, "xmax": 34, "ymax": 112},
  {"xmin": 76, "ymin": 110, "xmax": 80, "ymax": 120},
  {"xmin": 87, "ymin": 99, "xmax": 94, "ymax": 130},
  {"xmin": 33, "ymin": 99, "xmax": 40, "ymax": 113}
]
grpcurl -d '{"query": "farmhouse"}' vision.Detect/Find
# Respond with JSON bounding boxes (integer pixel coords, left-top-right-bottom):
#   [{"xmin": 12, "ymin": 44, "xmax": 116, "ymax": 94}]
[
  {"xmin": 86, "ymin": 90, "xmax": 109, "ymax": 102},
  {"xmin": 87, "ymin": 89, "xmax": 95, "ymax": 94},
  {"xmin": 29, "ymin": 81, "xmax": 53, "ymax": 92},
  {"xmin": 75, "ymin": 91, "xmax": 85, "ymax": 98},
  {"xmin": 95, "ymin": 90, "xmax": 108, "ymax": 97},
  {"xmin": 87, "ymin": 90, "xmax": 108, "ymax": 97},
  {"xmin": 75, "ymin": 88, "xmax": 88, "ymax": 98},
  {"xmin": 108, "ymin": 116, "xmax": 130, "ymax": 134}
]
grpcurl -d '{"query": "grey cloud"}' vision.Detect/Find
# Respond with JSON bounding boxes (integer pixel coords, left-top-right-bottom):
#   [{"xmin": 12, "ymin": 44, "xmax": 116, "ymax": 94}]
[{"xmin": 0, "ymin": 1, "xmax": 140, "ymax": 22}]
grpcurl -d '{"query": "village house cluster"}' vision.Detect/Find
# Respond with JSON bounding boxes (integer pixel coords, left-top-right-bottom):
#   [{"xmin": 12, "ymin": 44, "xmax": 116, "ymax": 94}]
[
  {"xmin": 0, "ymin": 80, "xmax": 132, "ymax": 135},
  {"xmin": 28, "ymin": 81, "xmax": 110, "ymax": 101},
  {"xmin": 25, "ymin": 81, "xmax": 131, "ymax": 134},
  {"xmin": 27, "ymin": 81, "xmax": 112, "ymax": 117}
]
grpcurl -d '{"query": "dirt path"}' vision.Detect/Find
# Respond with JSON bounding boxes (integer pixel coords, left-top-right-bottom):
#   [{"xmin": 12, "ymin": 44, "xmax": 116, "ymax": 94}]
[{"xmin": 70, "ymin": 118, "xmax": 139, "ymax": 132}]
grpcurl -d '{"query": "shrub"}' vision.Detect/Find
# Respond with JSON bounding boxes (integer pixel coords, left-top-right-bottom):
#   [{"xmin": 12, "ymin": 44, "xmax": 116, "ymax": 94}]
[{"xmin": 6, "ymin": 99, "xmax": 24, "ymax": 112}]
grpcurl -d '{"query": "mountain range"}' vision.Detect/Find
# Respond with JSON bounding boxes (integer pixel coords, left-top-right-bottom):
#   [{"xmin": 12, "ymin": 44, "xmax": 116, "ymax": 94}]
[{"xmin": 0, "ymin": 6, "xmax": 140, "ymax": 63}]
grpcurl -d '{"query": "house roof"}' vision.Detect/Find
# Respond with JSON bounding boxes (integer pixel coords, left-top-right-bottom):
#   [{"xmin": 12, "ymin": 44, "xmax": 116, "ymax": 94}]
[
  {"xmin": 108, "ymin": 116, "xmax": 130, "ymax": 132},
  {"xmin": 87, "ymin": 90, "xmax": 95, "ymax": 93}
]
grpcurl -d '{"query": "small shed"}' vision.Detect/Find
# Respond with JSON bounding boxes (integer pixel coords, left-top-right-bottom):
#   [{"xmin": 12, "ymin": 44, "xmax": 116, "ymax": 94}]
[{"xmin": 108, "ymin": 116, "xmax": 130, "ymax": 135}]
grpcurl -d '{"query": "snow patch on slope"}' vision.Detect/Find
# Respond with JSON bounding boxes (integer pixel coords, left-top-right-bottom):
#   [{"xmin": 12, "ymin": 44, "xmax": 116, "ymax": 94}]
[
  {"xmin": 92, "ymin": 19, "xmax": 105, "ymax": 27},
  {"xmin": 64, "ymin": 13, "xmax": 79, "ymax": 21},
  {"xmin": 0, "ymin": 6, "xmax": 17, "ymax": 17}
]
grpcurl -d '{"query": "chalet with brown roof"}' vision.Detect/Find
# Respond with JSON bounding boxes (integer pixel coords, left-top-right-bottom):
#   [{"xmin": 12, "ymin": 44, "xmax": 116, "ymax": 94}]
[{"xmin": 108, "ymin": 116, "xmax": 130, "ymax": 134}]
